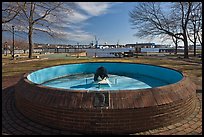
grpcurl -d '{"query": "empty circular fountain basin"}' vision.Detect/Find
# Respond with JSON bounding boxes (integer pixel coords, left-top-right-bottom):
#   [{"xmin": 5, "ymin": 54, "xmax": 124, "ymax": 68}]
[
  {"xmin": 27, "ymin": 62, "xmax": 183, "ymax": 90},
  {"xmin": 15, "ymin": 62, "xmax": 196, "ymax": 134}
]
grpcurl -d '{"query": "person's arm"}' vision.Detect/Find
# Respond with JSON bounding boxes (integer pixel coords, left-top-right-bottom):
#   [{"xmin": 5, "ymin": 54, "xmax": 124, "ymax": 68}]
[
  {"xmin": 94, "ymin": 74, "xmax": 99, "ymax": 81},
  {"xmin": 104, "ymin": 70, "xmax": 109, "ymax": 78}
]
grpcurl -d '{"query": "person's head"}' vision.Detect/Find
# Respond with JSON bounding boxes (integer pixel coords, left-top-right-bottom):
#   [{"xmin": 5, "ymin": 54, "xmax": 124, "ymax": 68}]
[
  {"xmin": 94, "ymin": 66, "xmax": 108, "ymax": 81},
  {"xmin": 98, "ymin": 66, "xmax": 105, "ymax": 70}
]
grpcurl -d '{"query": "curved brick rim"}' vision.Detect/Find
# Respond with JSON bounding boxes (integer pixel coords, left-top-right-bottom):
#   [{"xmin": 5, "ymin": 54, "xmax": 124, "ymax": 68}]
[{"xmin": 15, "ymin": 63, "xmax": 197, "ymax": 134}]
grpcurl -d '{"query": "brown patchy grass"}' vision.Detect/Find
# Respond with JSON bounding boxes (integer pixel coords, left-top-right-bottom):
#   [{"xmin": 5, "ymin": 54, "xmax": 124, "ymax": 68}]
[{"xmin": 2, "ymin": 56, "xmax": 202, "ymax": 90}]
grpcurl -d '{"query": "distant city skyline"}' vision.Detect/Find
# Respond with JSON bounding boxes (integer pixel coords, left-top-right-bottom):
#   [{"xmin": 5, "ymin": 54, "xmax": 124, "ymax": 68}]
[{"xmin": 2, "ymin": 2, "xmax": 175, "ymax": 46}]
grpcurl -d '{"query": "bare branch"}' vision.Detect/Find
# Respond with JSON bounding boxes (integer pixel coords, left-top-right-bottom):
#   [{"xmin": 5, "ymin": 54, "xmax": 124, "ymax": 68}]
[
  {"xmin": 32, "ymin": 2, "xmax": 62, "ymax": 24},
  {"xmin": 2, "ymin": 2, "xmax": 75, "ymax": 58},
  {"xmin": 129, "ymin": 2, "xmax": 199, "ymax": 58},
  {"xmin": 2, "ymin": 2, "xmax": 21, "ymax": 23},
  {"xmin": 33, "ymin": 27, "xmax": 54, "ymax": 37}
]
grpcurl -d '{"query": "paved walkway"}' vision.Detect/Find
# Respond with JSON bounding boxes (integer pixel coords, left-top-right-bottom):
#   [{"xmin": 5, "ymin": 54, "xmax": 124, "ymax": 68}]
[
  {"xmin": 2, "ymin": 79, "xmax": 202, "ymax": 135},
  {"xmin": 131, "ymin": 92, "xmax": 202, "ymax": 135}
]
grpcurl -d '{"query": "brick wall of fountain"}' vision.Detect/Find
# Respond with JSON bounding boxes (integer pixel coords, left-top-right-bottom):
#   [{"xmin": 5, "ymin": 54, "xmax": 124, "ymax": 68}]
[{"xmin": 15, "ymin": 73, "xmax": 196, "ymax": 134}]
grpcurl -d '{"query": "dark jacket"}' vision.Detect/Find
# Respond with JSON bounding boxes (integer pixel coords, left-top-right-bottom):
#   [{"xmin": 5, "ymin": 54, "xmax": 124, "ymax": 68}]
[{"xmin": 94, "ymin": 66, "xmax": 108, "ymax": 81}]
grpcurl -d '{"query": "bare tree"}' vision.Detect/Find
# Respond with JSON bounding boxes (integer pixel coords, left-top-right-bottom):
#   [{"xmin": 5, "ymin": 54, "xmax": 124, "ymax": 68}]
[
  {"xmin": 2, "ymin": 41, "xmax": 8, "ymax": 56},
  {"xmin": 4, "ymin": 40, "xmax": 13, "ymax": 56},
  {"xmin": 187, "ymin": 2, "xmax": 202, "ymax": 56},
  {"xmin": 14, "ymin": 39, "xmax": 29, "ymax": 53},
  {"xmin": 2, "ymin": 2, "xmax": 74, "ymax": 58},
  {"xmin": 19, "ymin": 2, "xmax": 73, "ymax": 58},
  {"xmin": 168, "ymin": 14, "xmax": 182, "ymax": 55},
  {"xmin": 129, "ymin": 2, "xmax": 194, "ymax": 58},
  {"xmin": 196, "ymin": 3, "xmax": 202, "ymax": 47}
]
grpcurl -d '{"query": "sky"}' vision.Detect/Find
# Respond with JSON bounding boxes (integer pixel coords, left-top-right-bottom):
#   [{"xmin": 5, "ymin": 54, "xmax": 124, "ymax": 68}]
[{"xmin": 2, "ymin": 2, "xmax": 173, "ymax": 46}]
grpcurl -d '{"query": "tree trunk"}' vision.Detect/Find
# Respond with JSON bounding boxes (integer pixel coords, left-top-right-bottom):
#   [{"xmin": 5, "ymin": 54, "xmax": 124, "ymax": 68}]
[
  {"xmin": 193, "ymin": 40, "xmax": 196, "ymax": 56},
  {"xmin": 183, "ymin": 31, "xmax": 189, "ymax": 58},
  {"xmin": 175, "ymin": 41, "xmax": 178, "ymax": 55},
  {"xmin": 172, "ymin": 36, "xmax": 178, "ymax": 55},
  {"xmin": 28, "ymin": 26, "xmax": 33, "ymax": 58},
  {"xmin": 28, "ymin": 2, "xmax": 34, "ymax": 59}
]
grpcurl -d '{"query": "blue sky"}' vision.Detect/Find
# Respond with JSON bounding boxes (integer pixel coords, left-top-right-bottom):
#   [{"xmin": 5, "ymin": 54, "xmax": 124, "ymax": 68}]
[{"xmin": 2, "ymin": 2, "xmax": 173, "ymax": 45}]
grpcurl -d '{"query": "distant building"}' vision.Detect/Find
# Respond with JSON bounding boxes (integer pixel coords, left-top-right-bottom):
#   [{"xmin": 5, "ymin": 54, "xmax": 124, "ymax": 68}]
[
  {"xmin": 125, "ymin": 43, "xmax": 155, "ymax": 48},
  {"xmin": 141, "ymin": 48, "xmax": 160, "ymax": 53},
  {"xmin": 125, "ymin": 43, "xmax": 155, "ymax": 53},
  {"xmin": 98, "ymin": 44, "xmax": 124, "ymax": 49},
  {"xmin": 189, "ymin": 45, "xmax": 202, "ymax": 50},
  {"xmin": 154, "ymin": 44, "xmax": 170, "ymax": 48}
]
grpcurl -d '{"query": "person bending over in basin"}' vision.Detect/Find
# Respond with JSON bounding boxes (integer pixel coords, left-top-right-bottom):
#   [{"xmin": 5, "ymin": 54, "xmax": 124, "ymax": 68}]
[{"xmin": 94, "ymin": 66, "xmax": 109, "ymax": 82}]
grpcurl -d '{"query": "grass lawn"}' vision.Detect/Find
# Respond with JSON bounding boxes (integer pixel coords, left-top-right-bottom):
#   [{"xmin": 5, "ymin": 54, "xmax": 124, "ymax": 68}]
[{"xmin": 2, "ymin": 54, "xmax": 202, "ymax": 90}]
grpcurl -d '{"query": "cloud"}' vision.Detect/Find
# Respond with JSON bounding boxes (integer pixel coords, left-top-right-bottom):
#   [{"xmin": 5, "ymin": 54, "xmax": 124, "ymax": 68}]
[
  {"xmin": 45, "ymin": 9, "xmax": 90, "ymax": 28},
  {"xmin": 50, "ymin": 27, "xmax": 94, "ymax": 42},
  {"xmin": 47, "ymin": 2, "xmax": 115, "ymax": 43},
  {"xmin": 2, "ymin": 23, "xmax": 28, "ymax": 33},
  {"xmin": 65, "ymin": 10, "xmax": 90, "ymax": 23},
  {"xmin": 75, "ymin": 2, "xmax": 111, "ymax": 16},
  {"xmin": 3, "ymin": 2, "xmax": 118, "ymax": 44}
]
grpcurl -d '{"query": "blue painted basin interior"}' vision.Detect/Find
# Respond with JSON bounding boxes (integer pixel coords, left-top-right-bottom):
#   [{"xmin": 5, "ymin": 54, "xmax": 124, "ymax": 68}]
[{"xmin": 27, "ymin": 62, "xmax": 183, "ymax": 91}]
